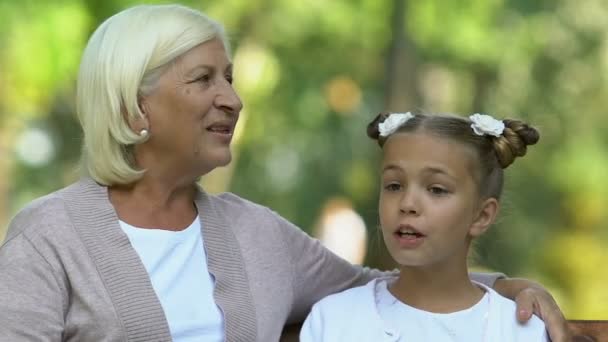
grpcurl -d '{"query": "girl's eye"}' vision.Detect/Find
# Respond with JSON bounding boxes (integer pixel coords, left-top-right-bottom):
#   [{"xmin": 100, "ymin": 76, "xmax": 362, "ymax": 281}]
[
  {"xmin": 428, "ymin": 186, "xmax": 449, "ymax": 196},
  {"xmin": 384, "ymin": 183, "xmax": 402, "ymax": 192},
  {"xmin": 225, "ymin": 74, "xmax": 234, "ymax": 84}
]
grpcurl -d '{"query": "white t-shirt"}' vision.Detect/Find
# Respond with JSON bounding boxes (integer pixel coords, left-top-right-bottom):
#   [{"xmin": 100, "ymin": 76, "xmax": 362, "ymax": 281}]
[
  {"xmin": 300, "ymin": 277, "xmax": 549, "ymax": 342},
  {"xmin": 119, "ymin": 218, "xmax": 224, "ymax": 342},
  {"xmin": 376, "ymin": 279, "xmax": 489, "ymax": 341}
]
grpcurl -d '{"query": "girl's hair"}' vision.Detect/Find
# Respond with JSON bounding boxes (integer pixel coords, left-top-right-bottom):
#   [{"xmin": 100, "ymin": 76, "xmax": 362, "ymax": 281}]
[
  {"xmin": 77, "ymin": 4, "xmax": 228, "ymax": 185},
  {"xmin": 367, "ymin": 112, "xmax": 539, "ymax": 199}
]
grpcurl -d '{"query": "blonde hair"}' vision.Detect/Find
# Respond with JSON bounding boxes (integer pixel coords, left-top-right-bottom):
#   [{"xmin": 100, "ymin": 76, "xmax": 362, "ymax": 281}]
[{"xmin": 77, "ymin": 4, "xmax": 228, "ymax": 185}]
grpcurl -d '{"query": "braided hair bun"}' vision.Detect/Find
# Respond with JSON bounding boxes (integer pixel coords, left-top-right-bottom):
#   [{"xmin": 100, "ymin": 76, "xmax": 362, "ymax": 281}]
[{"xmin": 492, "ymin": 119, "xmax": 540, "ymax": 168}]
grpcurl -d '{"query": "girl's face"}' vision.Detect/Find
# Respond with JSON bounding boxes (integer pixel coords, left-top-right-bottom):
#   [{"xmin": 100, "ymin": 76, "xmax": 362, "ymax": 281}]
[{"xmin": 379, "ymin": 131, "xmax": 491, "ymax": 270}]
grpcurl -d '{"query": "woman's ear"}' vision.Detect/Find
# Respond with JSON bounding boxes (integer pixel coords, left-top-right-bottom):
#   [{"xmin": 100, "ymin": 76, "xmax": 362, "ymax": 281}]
[
  {"xmin": 469, "ymin": 198, "xmax": 499, "ymax": 237},
  {"xmin": 128, "ymin": 97, "xmax": 150, "ymax": 134}
]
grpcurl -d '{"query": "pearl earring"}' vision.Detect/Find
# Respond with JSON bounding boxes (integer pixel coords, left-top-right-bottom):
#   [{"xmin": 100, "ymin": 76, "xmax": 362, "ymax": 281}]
[{"xmin": 139, "ymin": 129, "xmax": 149, "ymax": 138}]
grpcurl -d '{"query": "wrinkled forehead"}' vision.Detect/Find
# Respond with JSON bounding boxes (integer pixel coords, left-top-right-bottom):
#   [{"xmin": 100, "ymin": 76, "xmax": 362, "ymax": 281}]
[{"xmin": 164, "ymin": 38, "xmax": 232, "ymax": 76}]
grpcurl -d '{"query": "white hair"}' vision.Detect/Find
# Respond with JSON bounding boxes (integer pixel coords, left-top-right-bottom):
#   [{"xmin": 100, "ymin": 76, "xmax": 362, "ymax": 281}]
[{"xmin": 76, "ymin": 4, "xmax": 229, "ymax": 185}]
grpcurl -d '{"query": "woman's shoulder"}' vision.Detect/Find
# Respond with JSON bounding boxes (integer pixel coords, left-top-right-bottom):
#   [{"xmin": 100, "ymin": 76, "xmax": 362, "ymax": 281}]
[
  {"xmin": 5, "ymin": 182, "xmax": 83, "ymax": 243},
  {"xmin": 204, "ymin": 191, "xmax": 278, "ymax": 221},
  {"xmin": 209, "ymin": 191, "xmax": 264, "ymax": 210}
]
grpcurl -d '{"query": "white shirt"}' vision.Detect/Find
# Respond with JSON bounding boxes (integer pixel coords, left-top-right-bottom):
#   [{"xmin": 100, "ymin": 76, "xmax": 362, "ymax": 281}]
[
  {"xmin": 376, "ymin": 279, "xmax": 488, "ymax": 341},
  {"xmin": 300, "ymin": 277, "xmax": 549, "ymax": 342},
  {"xmin": 119, "ymin": 218, "xmax": 224, "ymax": 342}
]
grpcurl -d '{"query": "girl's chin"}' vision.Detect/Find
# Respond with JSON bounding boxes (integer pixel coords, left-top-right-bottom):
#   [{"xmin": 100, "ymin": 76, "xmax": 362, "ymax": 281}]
[{"xmin": 388, "ymin": 252, "xmax": 427, "ymax": 268}]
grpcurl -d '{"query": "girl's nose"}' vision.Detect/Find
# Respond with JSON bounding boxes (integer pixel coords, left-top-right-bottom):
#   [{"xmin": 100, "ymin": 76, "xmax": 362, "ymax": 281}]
[{"xmin": 399, "ymin": 191, "xmax": 420, "ymax": 215}]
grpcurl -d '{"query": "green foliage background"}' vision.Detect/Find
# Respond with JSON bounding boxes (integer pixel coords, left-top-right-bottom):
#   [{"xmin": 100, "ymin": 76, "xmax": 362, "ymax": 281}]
[{"xmin": 1, "ymin": 0, "xmax": 606, "ymax": 319}]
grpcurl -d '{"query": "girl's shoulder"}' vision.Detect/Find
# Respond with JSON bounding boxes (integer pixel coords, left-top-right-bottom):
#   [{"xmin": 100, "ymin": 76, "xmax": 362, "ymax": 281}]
[
  {"xmin": 301, "ymin": 278, "xmax": 399, "ymax": 342},
  {"xmin": 480, "ymin": 284, "xmax": 549, "ymax": 340},
  {"xmin": 485, "ymin": 284, "xmax": 545, "ymax": 323},
  {"xmin": 313, "ymin": 278, "xmax": 391, "ymax": 313},
  {"xmin": 323, "ymin": 278, "xmax": 374, "ymax": 298}
]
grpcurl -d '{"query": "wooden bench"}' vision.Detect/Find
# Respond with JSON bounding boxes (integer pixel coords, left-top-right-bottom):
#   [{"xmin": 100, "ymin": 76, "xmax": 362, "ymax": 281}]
[{"xmin": 281, "ymin": 320, "xmax": 608, "ymax": 341}]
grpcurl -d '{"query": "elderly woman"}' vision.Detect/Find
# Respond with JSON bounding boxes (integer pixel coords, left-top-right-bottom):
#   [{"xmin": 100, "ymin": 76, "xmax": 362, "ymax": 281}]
[{"xmin": 0, "ymin": 4, "xmax": 568, "ymax": 342}]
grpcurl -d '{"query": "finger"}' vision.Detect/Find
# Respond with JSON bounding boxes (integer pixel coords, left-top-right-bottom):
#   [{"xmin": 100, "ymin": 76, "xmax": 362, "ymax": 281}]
[
  {"xmin": 543, "ymin": 303, "xmax": 570, "ymax": 342},
  {"xmin": 514, "ymin": 289, "xmax": 534, "ymax": 323},
  {"xmin": 545, "ymin": 319, "xmax": 570, "ymax": 342},
  {"xmin": 527, "ymin": 289, "xmax": 571, "ymax": 342}
]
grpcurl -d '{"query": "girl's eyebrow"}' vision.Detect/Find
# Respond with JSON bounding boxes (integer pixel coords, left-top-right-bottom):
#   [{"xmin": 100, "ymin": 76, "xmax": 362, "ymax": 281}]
[
  {"xmin": 421, "ymin": 167, "xmax": 457, "ymax": 181},
  {"xmin": 382, "ymin": 164, "xmax": 457, "ymax": 180},
  {"xmin": 382, "ymin": 164, "xmax": 402, "ymax": 173}
]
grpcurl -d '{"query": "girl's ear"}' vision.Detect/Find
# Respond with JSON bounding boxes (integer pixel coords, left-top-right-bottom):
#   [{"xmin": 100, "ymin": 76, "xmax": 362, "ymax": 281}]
[{"xmin": 469, "ymin": 198, "xmax": 499, "ymax": 237}]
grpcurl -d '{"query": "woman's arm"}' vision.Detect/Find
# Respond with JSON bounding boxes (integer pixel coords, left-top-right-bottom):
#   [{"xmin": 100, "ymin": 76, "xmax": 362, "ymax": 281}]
[
  {"xmin": 0, "ymin": 234, "xmax": 66, "ymax": 340},
  {"xmin": 271, "ymin": 209, "xmax": 386, "ymax": 323}
]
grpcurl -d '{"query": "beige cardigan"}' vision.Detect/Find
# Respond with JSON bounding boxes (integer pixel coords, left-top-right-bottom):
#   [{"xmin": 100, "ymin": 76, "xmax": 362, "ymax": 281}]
[{"xmin": 0, "ymin": 178, "xmax": 500, "ymax": 341}]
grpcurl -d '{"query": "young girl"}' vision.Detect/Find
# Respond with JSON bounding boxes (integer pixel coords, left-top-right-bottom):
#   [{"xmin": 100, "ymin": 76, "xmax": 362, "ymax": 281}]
[{"xmin": 300, "ymin": 112, "xmax": 549, "ymax": 341}]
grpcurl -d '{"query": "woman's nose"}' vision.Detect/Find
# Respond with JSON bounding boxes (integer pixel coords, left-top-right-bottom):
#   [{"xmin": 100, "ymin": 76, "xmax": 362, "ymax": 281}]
[{"xmin": 216, "ymin": 81, "xmax": 243, "ymax": 114}]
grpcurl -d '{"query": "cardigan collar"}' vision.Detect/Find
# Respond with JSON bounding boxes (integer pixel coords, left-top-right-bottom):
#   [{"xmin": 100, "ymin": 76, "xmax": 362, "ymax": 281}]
[{"xmin": 60, "ymin": 178, "xmax": 257, "ymax": 341}]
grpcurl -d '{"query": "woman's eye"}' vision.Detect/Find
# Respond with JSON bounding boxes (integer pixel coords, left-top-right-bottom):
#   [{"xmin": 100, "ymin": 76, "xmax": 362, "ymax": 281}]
[
  {"xmin": 196, "ymin": 75, "xmax": 211, "ymax": 83},
  {"xmin": 225, "ymin": 74, "xmax": 234, "ymax": 84}
]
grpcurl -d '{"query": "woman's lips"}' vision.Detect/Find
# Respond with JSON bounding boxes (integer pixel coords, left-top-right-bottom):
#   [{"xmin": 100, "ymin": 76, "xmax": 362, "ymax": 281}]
[
  {"xmin": 206, "ymin": 123, "xmax": 235, "ymax": 142},
  {"xmin": 206, "ymin": 124, "xmax": 233, "ymax": 134}
]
